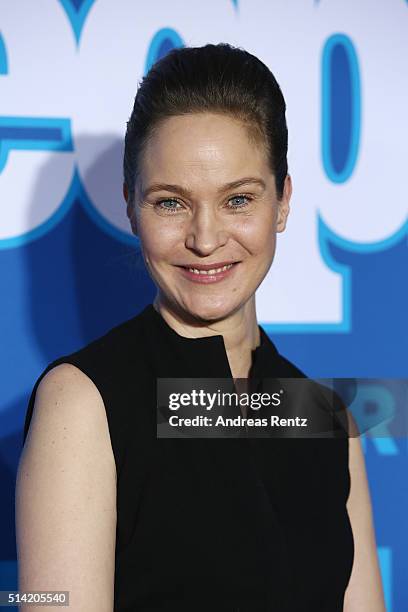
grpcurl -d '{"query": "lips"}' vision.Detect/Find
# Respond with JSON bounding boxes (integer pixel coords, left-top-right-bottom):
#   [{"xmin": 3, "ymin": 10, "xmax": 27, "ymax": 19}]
[
  {"xmin": 177, "ymin": 261, "xmax": 239, "ymax": 283},
  {"xmin": 178, "ymin": 260, "xmax": 239, "ymax": 271}
]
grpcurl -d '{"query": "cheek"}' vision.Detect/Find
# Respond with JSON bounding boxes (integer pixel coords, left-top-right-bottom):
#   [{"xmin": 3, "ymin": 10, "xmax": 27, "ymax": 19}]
[
  {"xmin": 234, "ymin": 212, "xmax": 276, "ymax": 254},
  {"xmin": 138, "ymin": 217, "xmax": 181, "ymax": 258},
  {"xmin": 138, "ymin": 208, "xmax": 276, "ymax": 259}
]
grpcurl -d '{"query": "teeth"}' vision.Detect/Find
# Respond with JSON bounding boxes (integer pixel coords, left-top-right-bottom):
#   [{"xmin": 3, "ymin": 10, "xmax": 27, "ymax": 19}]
[{"xmin": 188, "ymin": 263, "xmax": 234, "ymax": 275}]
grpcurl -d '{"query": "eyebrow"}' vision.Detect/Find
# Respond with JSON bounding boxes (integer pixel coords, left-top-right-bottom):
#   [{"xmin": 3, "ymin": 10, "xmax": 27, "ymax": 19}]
[{"xmin": 141, "ymin": 177, "xmax": 266, "ymax": 199}]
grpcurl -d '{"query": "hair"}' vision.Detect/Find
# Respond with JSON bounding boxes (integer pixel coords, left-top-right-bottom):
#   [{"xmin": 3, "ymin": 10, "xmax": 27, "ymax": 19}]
[{"xmin": 123, "ymin": 42, "xmax": 288, "ymax": 206}]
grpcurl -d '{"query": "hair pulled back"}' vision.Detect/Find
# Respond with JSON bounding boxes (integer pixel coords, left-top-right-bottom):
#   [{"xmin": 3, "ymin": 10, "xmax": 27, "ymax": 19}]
[{"xmin": 124, "ymin": 42, "xmax": 288, "ymax": 204}]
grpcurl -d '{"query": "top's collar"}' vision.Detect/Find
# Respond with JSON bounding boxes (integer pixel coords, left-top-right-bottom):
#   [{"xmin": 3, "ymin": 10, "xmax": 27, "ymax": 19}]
[{"xmin": 140, "ymin": 303, "xmax": 283, "ymax": 380}]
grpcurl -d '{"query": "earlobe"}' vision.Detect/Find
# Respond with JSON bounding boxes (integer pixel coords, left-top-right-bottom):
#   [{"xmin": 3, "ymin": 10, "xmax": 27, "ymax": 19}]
[
  {"xmin": 124, "ymin": 183, "xmax": 138, "ymax": 236},
  {"xmin": 276, "ymin": 201, "xmax": 290, "ymax": 233},
  {"xmin": 276, "ymin": 174, "xmax": 292, "ymax": 233},
  {"xmin": 128, "ymin": 206, "xmax": 138, "ymax": 236}
]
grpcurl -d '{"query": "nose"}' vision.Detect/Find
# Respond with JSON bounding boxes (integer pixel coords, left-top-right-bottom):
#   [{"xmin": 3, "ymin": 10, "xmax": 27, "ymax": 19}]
[{"xmin": 185, "ymin": 205, "xmax": 228, "ymax": 256}]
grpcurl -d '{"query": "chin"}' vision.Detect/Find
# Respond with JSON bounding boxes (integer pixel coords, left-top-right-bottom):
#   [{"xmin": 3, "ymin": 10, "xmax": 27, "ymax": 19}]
[{"xmin": 182, "ymin": 299, "xmax": 238, "ymax": 323}]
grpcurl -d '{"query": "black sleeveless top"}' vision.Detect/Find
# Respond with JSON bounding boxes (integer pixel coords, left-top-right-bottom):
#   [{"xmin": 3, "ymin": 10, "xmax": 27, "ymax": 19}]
[{"xmin": 22, "ymin": 303, "xmax": 354, "ymax": 611}]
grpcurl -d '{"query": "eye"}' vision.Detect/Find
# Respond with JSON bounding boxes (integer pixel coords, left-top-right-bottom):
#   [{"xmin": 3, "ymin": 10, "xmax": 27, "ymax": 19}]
[
  {"xmin": 227, "ymin": 194, "xmax": 252, "ymax": 209},
  {"xmin": 154, "ymin": 194, "xmax": 253, "ymax": 214},
  {"xmin": 154, "ymin": 198, "xmax": 183, "ymax": 213}
]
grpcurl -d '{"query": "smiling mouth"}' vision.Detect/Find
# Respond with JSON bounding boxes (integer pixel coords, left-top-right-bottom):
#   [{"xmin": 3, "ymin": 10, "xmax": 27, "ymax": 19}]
[
  {"xmin": 176, "ymin": 261, "xmax": 240, "ymax": 283},
  {"xmin": 183, "ymin": 263, "xmax": 235, "ymax": 275}
]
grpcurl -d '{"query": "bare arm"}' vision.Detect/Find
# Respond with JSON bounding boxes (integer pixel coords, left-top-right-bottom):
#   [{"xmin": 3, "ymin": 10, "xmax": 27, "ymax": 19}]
[
  {"xmin": 15, "ymin": 363, "xmax": 117, "ymax": 612},
  {"xmin": 343, "ymin": 411, "xmax": 386, "ymax": 611}
]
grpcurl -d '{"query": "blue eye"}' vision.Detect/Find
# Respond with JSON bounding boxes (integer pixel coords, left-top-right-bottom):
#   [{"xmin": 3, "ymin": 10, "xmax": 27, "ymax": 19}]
[
  {"xmin": 155, "ymin": 198, "xmax": 182, "ymax": 213},
  {"xmin": 228, "ymin": 194, "xmax": 251, "ymax": 208},
  {"xmin": 154, "ymin": 194, "xmax": 252, "ymax": 214}
]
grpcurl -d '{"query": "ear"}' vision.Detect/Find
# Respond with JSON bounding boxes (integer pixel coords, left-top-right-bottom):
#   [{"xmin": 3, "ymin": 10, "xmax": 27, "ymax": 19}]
[
  {"xmin": 276, "ymin": 174, "xmax": 292, "ymax": 233},
  {"xmin": 124, "ymin": 183, "xmax": 138, "ymax": 236}
]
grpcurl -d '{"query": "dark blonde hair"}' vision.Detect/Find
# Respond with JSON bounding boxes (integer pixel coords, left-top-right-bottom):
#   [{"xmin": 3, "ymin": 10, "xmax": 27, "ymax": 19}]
[{"xmin": 124, "ymin": 42, "xmax": 288, "ymax": 205}]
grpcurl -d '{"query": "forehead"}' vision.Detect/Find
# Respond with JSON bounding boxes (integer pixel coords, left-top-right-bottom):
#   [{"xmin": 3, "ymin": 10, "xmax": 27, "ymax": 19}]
[{"xmin": 139, "ymin": 112, "xmax": 272, "ymax": 190}]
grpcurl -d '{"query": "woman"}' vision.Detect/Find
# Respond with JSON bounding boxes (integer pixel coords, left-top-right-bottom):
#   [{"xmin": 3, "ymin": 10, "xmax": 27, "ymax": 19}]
[{"xmin": 16, "ymin": 43, "xmax": 385, "ymax": 611}]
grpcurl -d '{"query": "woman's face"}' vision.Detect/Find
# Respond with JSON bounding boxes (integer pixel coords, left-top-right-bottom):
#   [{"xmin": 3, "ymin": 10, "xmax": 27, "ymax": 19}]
[{"xmin": 127, "ymin": 112, "xmax": 291, "ymax": 322}]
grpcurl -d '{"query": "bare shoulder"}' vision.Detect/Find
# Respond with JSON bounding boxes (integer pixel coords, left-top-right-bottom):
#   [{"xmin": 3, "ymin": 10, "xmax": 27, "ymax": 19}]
[
  {"xmin": 16, "ymin": 362, "xmax": 117, "ymax": 612},
  {"xmin": 35, "ymin": 361, "xmax": 106, "ymax": 416},
  {"xmin": 21, "ymin": 362, "xmax": 117, "ymax": 477},
  {"xmin": 345, "ymin": 407, "xmax": 360, "ymax": 439},
  {"xmin": 343, "ymin": 407, "xmax": 386, "ymax": 611}
]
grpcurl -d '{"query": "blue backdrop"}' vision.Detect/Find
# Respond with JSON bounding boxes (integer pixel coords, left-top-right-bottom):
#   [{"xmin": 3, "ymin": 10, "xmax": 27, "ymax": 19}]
[{"xmin": 0, "ymin": 1, "xmax": 406, "ymax": 610}]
